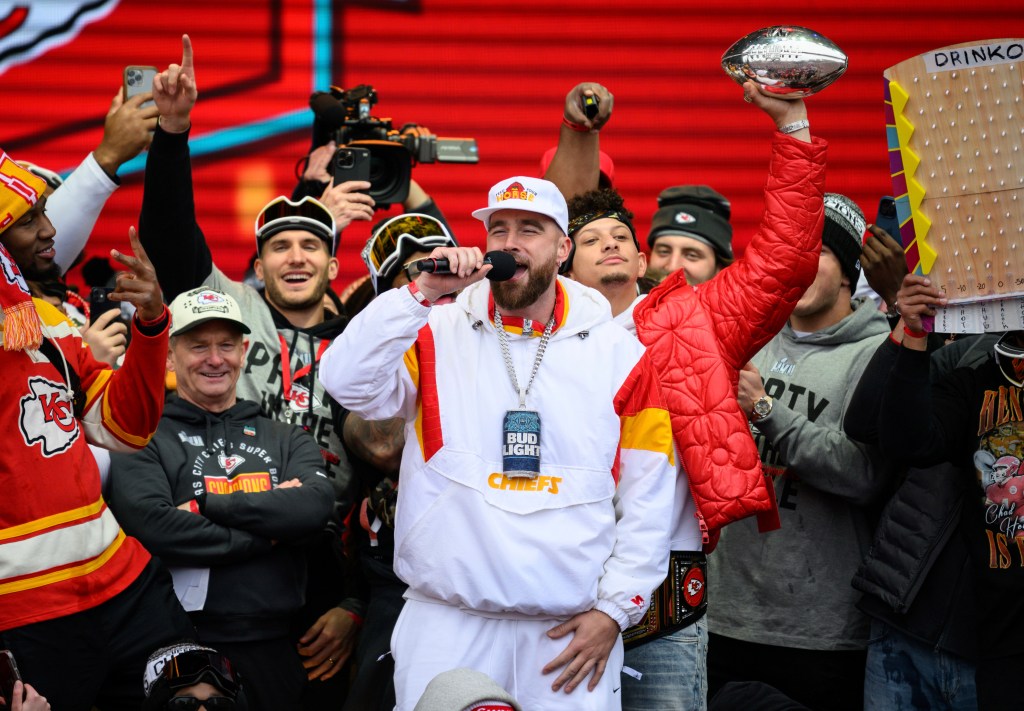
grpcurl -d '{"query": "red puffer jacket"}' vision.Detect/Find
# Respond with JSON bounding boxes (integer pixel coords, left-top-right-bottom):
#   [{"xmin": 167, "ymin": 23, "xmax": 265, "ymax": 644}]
[{"xmin": 634, "ymin": 133, "xmax": 828, "ymax": 551}]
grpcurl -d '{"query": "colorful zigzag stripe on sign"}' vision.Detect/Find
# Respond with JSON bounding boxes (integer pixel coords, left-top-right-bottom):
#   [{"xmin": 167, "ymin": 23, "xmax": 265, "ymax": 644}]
[{"xmin": 885, "ymin": 77, "xmax": 935, "ymax": 276}]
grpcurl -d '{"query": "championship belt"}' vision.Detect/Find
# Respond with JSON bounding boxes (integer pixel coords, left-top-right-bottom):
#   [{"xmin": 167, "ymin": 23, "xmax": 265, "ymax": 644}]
[{"xmin": 622, "ymin": 550, "xmax": 708, "ymax": 650}]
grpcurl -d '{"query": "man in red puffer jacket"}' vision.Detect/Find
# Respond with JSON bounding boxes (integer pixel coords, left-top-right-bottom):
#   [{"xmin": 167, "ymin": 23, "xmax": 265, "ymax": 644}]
[{"xmin": 552, "ymin": 79, "xmax": 826, "ymax": 711}]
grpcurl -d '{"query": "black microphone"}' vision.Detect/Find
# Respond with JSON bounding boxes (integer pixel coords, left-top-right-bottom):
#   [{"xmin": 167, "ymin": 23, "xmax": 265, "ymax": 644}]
[{"xmin": 414, "ymin": 251, "xmax": 518, "ymax": 282}]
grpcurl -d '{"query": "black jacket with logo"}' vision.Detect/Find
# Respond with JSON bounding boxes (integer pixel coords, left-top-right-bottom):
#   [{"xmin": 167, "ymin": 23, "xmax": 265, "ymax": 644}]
[{"xmin": 107, "ymin": 397, "xmax": 334, "ymax": 641}]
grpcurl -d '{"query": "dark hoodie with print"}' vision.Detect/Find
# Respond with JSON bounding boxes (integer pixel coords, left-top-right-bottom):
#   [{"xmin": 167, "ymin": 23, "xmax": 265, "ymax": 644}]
[{"xmin": 107, "ymin": 397, "xmax": 334, "ymax": 642}]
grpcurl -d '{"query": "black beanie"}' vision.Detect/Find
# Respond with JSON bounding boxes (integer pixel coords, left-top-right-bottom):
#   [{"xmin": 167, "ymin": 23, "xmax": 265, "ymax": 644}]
[
  {"xmin": 821, "ymin": 193, "xmax": 866, "ymax": 288},
  {"xmin": 648, "ymin": 185, "xmax": 733, "ymax": 262}
]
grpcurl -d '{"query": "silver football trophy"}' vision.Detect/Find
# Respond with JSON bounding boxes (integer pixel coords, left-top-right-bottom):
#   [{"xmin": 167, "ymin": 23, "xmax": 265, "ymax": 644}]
[{"xmin": 722, "ymin": 26, "xmax": 848, "ymax": 98}]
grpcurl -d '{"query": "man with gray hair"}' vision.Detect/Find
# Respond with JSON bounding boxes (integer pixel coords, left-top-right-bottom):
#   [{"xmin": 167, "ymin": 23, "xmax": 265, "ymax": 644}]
[{"xmin": 108, "ymin": 287, "xmax": 335, "ymax": 711}]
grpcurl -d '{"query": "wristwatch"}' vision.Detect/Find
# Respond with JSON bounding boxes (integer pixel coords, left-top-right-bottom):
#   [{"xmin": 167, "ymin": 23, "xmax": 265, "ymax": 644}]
[{"xmin": 751, "ymin": 395, "xmax": 773, "ymax": 422}]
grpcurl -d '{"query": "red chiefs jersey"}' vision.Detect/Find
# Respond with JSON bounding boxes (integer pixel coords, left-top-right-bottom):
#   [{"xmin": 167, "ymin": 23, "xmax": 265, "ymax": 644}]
[{"xmin": 0, "ymin": 299, "xmax": 168, "ymax": 630}]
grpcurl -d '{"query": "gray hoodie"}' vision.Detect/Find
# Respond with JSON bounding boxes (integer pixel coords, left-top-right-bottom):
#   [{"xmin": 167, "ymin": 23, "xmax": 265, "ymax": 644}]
[{"xmin": 709, "ymin": 297, "xmax": 889, "ymax": 651}]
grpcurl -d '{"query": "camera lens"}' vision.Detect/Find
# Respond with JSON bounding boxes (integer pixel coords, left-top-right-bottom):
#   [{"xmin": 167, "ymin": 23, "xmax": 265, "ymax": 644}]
[{"xmin": 334, "ymin": 150, "xmax": 355, "ymax": 169}]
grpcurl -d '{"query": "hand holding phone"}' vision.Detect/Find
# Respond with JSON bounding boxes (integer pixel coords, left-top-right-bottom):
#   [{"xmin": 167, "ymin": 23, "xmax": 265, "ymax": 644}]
[
  {"xmin": 331, "ymin": 147, "xmax": 372, "ymax": 186},
  {"xmin": 123, "ymin": 66, "xmax": 157, "ymax": 109},
  {"xmin": 89, "ymin": 287, "xmax": 121, "ymax": 325},
  {"xmin": 874, "ymin": 196, "xmax": 902, "ymax": 247},
  {"xmin": 0, "ymin": 650, "xmax": 21, "ymax": 707}
]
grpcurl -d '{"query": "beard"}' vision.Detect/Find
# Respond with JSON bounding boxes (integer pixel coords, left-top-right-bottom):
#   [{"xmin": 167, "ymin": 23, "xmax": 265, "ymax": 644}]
[
  {"xmin": 263, "ymin": 269, "xmax": 331, "ymax": 313},
  {"xmin": 599, "ymin": 271, "xmax": 631, "ymax": 288},
  {"xmin": 492, "ymin": 252, "xmax": 559, "ymax": 312},
  {"xmin": 21, "ymin": 262, "xmax": 61, "ymax": 282}
]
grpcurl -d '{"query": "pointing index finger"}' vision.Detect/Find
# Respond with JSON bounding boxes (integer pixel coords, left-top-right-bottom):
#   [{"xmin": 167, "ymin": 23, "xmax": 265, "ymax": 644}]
[{"xmin": 181, "ymin": 34, "xmax": 194, "ymax": 74}]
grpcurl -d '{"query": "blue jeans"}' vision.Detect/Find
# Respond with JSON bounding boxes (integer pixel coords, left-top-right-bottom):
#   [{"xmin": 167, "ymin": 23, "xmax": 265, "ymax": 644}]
[
  {"xmin": 621, "ymin": 616, "xmax": 708, "ymax": 711},
  {"xmin": 863, "ymin": 621, "xmax": 977, "ymax": 711}
]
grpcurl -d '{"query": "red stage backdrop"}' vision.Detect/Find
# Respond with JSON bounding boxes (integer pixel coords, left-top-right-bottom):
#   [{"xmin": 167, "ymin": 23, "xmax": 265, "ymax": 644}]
[{"xmin": 1, "ymin": 0, "xmax": 1019, "ymax": 290}]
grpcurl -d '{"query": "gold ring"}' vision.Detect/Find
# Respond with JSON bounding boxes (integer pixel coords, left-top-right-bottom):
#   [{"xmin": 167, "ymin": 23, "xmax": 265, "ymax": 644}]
[{"xmin": 744, "ymin": 95, "xmax": 753, "ymax": 103}]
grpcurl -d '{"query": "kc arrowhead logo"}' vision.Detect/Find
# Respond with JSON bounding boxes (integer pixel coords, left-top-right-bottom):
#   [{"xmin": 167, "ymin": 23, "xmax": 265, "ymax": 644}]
[
  {"xmin": 218, "ymin": 452, "xmax": 245, "ymax": 475},
  {"xmin": 287, "ymin": 384, "xmax": 322, "ymax": 413},
  {"xmin": 19, "ymin": 376, "xmax": 80, "ymax": 457}
]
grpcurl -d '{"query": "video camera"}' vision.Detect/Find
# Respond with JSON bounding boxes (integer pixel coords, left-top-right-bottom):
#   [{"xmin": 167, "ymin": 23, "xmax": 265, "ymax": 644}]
[{"xmin": 309, "ymin": 85, "xmax": 478, "ymax": 208}]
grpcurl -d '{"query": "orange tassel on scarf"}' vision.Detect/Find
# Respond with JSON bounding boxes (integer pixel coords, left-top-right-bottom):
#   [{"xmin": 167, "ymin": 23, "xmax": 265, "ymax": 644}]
[{"xmin": 0, "ymin": 149, "xmax": 47, "ymax": 351}]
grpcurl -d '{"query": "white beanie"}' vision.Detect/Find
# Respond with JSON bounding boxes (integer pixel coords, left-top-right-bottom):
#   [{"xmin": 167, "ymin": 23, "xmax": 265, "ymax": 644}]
[{"xmin": 413, "ymin": 668, "xmax": 522, "ymax": 711}]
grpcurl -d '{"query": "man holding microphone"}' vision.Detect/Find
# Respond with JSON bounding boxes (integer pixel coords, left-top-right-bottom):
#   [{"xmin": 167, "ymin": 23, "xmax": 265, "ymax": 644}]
[{"xmin": 321, "ymin": 175, "xmax": 678, "ymax": 710}]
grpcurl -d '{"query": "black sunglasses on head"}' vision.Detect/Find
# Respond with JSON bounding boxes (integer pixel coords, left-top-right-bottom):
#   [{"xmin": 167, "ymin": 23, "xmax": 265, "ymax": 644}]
[{"xmin": 167, "ymin": 696, "xmax": 235, "ymax": 710}]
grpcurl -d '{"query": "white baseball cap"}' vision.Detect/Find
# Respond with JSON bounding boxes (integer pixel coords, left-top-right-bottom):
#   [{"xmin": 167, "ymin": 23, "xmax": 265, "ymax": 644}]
[
  {"xmin": 169, "ymin": 287, "xmax": 251, "ymax": 337},
  {"xmin": 471, "ymin": 176, "xmax": 569, "ymax": 235}
]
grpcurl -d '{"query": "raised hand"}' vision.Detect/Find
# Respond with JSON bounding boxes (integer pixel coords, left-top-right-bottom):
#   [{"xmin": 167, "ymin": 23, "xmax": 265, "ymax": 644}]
[
  {"xmin": 109, "ymin": 226, "xmax": 164, "ymax": 323},
  {"xmin": 563, "ymin": 82, "xmax": 614, "ymax": 132},
  {"xmin": 153, "ymin": 34, "xmax": 197, "ymax": 133},
  {"xmin": 319, "ymin": 179, "xmax": 375, "ymax": 232},
  {"xmin": 743, "ymin": 80, "xmax": 809, "ymax": 142},
  {"xmin": 304, "ymin": 141, "xmax": 337, "ymax": 183},
  {"xmin": 93, "ymin": 90, "xmax": 159, "ymax": 175},
  {"xmin": 862, "ymin": 224, "xmax": 909, "ymax": 313},
  {"xmin": 895, "ymin": 273, "xmax": 947, "ymax": 336},
  {"xmin": 414, "ymin": 246, "xmax": 490, "ymax": 303}
]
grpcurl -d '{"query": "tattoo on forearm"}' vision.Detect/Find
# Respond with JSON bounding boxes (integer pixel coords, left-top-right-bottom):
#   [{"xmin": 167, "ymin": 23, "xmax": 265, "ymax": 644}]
[{"xmin": 343, "ymin": 415, "xmax": 406, "ymax": 473}]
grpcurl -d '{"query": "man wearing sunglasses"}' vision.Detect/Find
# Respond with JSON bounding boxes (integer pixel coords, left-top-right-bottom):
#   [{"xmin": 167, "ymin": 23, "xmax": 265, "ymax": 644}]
[
  {"xmin": 135, "ymin": 37, "xmax": 362, "ymax": 700},
  {"xmin": 143, "ymin": 643, "xmax": 243, "ymax": 710}
]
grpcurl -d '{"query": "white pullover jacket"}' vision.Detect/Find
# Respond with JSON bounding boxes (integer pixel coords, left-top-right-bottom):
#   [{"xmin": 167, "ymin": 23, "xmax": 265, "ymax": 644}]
[{"xmin": 321, "ymin": 277, "xmax": 677, "ymax": 629}]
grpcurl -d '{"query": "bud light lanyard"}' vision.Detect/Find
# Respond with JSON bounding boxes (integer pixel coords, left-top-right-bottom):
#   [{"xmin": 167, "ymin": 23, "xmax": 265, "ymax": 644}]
[{"xmin": 494, "ymin": 309, "xmax": 553, "ymax": 479}]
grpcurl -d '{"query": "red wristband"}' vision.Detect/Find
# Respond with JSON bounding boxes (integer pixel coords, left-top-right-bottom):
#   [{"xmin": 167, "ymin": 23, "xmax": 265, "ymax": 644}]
[
  {"xmin": 187, "ymin": 499, "xmax": 200, "ymax": 514},
  {"xmin": 344, "ymin": 609, "xmax": 365, "ymax": 627},
  {"xmin": 408, "ymin": 281, "xmax": 431, "ymax": 308},
  {"xmin": 903, "ymin": 325, "xmax": 928, "ymax": 339},
  {"xmin": 562, "ymin": 116, "xmax": 590, "ymax": 133},
  {"xmin": 135, "ymin": 305, "xmax": 169, "ymax": 327},
  {"xmin": 888, "ymin": 329, "xmax": 902, "ymax": 346}
]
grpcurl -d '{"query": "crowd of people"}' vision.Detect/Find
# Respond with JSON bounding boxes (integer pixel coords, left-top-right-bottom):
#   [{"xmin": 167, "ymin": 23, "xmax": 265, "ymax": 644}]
[{"xmin": 0, "ymin": 31, "xmax": 1016, "ymax": 711}]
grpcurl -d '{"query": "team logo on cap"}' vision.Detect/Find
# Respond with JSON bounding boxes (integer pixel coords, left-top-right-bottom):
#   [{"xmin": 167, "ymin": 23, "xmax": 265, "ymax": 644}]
[
  {"xmin": 674, "ymin": 211, "xmax": 697, "ymax": 225},
  {"xmin": 196, "ymin": 291, "xmax": 225, "ymax": 305},
  {"xmin": 495, "ymin": 181, "xmax": 536, "ymax": 203},
  {"xmin": 190, "ymin": 290, "xmax": 230, "ymax": 314}
]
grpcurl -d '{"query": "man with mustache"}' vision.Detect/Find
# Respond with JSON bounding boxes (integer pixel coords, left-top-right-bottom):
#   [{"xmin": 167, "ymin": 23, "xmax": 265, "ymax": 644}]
[{"xmin": 321, "ymin": 175, "xmax": 678, "ymax": 710}]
